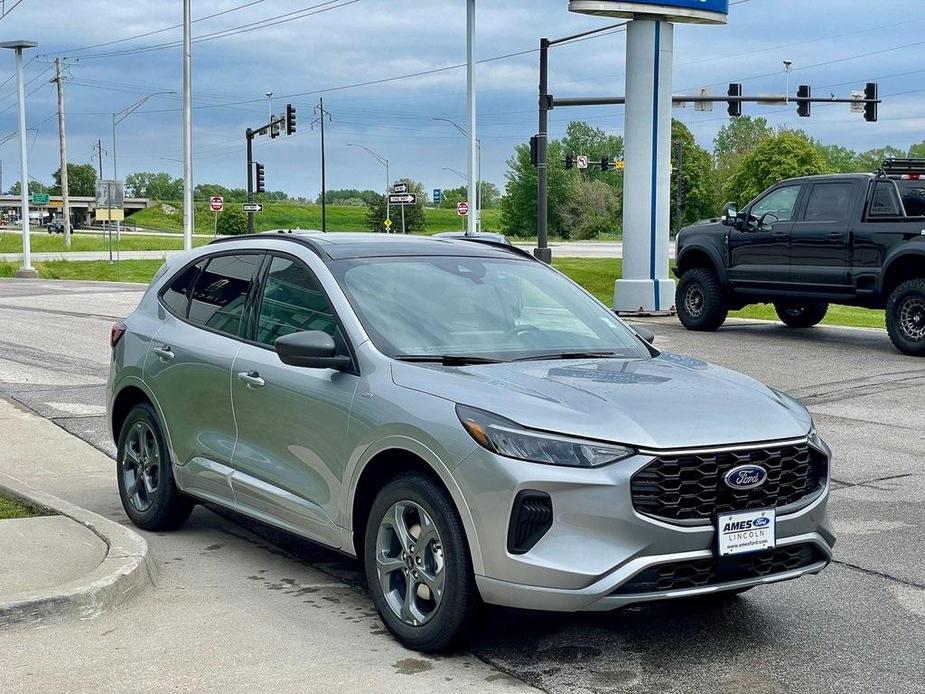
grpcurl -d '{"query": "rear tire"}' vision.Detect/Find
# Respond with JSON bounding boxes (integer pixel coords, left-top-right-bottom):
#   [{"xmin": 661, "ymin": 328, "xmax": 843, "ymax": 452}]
[
  {"xmin": 886, "ymin": 279, "xmax": 925, "ymax": 356},
  {"xmin": 774, "ymin": 300, "xmax": 828, "ymax": 328},
  {"xmin": 364, "ymin": 472, "xmax": 476, "ymax": 652},
  {"xmin": 676, "ymin": 268, "xmax": 728, "ymax": 331},
  {"xmin": 116, "ymin": 403, "xmax": 194, "ymax": 531}
]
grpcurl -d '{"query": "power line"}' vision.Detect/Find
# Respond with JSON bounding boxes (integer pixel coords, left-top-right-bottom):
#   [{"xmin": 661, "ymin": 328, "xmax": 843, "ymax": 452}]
[{"xmin": 0, "ymin": 0, "xmax": 26, "ymax": 20}]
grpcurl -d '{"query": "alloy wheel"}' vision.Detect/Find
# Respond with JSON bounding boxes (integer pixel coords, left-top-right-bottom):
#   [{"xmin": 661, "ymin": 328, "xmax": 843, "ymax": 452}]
[
  {"xmin": 685, "ymin": 285, "xmax": 705, "ymax": 318},
  {"xmin": 375, "ymin": 500, "xmax": 446, "ymax": 627},
  {"xmin": 121, "ymin": 421, "xmax": 160, "ymax": 512},
  {"xmin": 899, "ymin": 295, "xmax": 925, "ymax": 342}
]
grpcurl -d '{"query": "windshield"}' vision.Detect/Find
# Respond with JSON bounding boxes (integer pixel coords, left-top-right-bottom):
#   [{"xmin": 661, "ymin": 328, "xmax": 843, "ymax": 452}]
[{"xmin": 330, "ymin": 255, "xmax": 651, "ymax": 361}]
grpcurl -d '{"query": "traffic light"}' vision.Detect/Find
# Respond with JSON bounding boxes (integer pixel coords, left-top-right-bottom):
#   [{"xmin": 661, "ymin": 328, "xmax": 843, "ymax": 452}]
[
  {"xmin": 286, "ymin": 104, "xmax": 297, "ymax": 135},
  {"xmin": 796, "ymin": 85, "xmax": 811, "ymax": 118},
  {"xmin": 565, "ymin": 154, "xmax": 574, "ymax": 170},
  {"xmin": 864, "ymin": 82, "xmax": 878, "ymax": 122},
  {"xmin": 677, "ymin": 177, "xmax": 689, "ymax": 204},
  {"xmin": 530, "ymin": 135, "xmax": 539, "ymax": 166},
  {"xmin": 270, "ymin": 121, "xmax": 280, "ymax": 139},
  {"xmin": 727, "ymin": 82, "xmax": 742, "ymax": 117},
  {"xmin": 255, "ymin": 162, "xmax": 265, "ymax": 193},
  {"xmin": 601, "ymin": 156, "xmax": 610, "ymax": 171}
]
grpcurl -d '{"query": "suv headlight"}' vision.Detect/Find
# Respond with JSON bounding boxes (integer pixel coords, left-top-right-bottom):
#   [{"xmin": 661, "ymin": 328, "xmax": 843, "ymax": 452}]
[{"xmin": 456, "ymin": 405, "xmax": 636, "ymax": 468}]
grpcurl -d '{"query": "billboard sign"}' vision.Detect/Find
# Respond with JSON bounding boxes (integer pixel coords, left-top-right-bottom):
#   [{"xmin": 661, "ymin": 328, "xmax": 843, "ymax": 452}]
[{"xmin": 569, "ymin": 0, "xmax": 728, "ymax": 24}]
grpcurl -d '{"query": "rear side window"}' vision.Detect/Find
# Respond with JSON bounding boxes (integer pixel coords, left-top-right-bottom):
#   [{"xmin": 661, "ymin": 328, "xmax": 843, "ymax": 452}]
[
  {"xmin": 898, "ymin": 181, "xmax": 925, "ymax": 216},
  {"xmin": 870, "ymin": 181, "xmax": 903, "ymax": 216},
  {"xmin": 188, "ymin": 254, "xmax": 263, "ymax": 337},
  {"xmin": 803, "ymin": 182, "xmax": 854, "ymax": 223},
  {"xmin": 161, "ymin": 260, "xmax": 204, "ymax": 317},
  {"xmin": 255, "ymin": 256, "xmax": 341, "ymax": 346}
]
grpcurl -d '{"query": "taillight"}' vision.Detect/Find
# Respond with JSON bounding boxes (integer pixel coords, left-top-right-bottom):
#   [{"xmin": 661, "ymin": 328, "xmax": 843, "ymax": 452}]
[{"xmin": 110, "ymin": 321, "xmax": 127, "ymax": 348}]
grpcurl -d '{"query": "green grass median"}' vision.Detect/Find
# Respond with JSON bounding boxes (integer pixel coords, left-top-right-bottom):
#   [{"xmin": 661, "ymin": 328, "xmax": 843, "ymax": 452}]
[
  {"xmin": 1, "ymin": 256, "xmax": 886, "ymax": 331},
  {"xmin": 0, "ymin": 494, "xmax": 39, "ymax": 520}
]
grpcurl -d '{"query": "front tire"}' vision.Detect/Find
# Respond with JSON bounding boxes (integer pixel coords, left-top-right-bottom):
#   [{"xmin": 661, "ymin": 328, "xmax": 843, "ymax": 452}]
[
  {"xmin": 676, "ymin": 268, "xmax": 728, "ymax": 331},
  {"xmin": 886, "ymin": 279, "xmax": 925, "ymax": 356},
  {"xmin": 774, "ymin": 300, "xmax": 828, "ymax": 328},
  {"xmin": 116, "ymin": 403, "xmax": 194, "ymax": 531},
  {"xmin": 364, "ymin": 472, "xmax": 476, "ymax": 652}
]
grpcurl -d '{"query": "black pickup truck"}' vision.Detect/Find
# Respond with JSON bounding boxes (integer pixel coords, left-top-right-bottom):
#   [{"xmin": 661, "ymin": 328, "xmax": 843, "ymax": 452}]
[{"xmin": 673, "ymin": 159, "xmax": 925, "ymax": 356}]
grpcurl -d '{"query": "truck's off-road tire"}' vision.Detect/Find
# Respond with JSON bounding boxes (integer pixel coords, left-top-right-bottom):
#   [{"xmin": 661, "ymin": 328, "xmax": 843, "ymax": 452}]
[
  {"xmin": 364, "ymin": 472, "xmax": 477, "ymax": 652},
  {"xmin": 676, "ymin": 268, "xmax": 728, "ymax": 331},
  {"xmin": 886, "ymin": 279, "xmax": 925, "ymax": 357},
  {"xmin": 774, "ymin": 301, "xmax": 829, "ymax": 328},
  {"xmin": 116, "ymin": 403, "xmax": 194, "ymax": 531}
]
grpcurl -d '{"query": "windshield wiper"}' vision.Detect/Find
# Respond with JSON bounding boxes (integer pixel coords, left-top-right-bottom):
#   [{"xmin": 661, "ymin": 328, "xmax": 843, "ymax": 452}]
[
  {"xmin": 512, "ymin": 351, "xmax": 620, "ymax": 362},
  {"xmin": 394, "ymin": 354, "xmax": 506, "ymax": 366}
]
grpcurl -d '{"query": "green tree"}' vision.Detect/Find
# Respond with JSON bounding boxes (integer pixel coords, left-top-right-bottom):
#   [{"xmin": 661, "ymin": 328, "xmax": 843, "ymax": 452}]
[
  {"xmin": 854, "ymin": 146, "xmax": 908, "ymax": 172},
  {"xmin": 559, "ymin": 178, "xmax": 620, "ymax": 240},
  {"xmin": 672, "ymin": 119, "xmax": 717, "ymax": 231},
  {"xmin": 317, "ymin": 189, "xmax": 377, "ymax": 205},
  {"xmin": 479, "ymin": 181, "xmax": 500, "ymax": 208},
  {"xmin": 724, "ymin": 131, "xmax": 831, "ymax": 206},
  {"xmin": 215, "ymin": 205, "xmax": 248, "ymax": 235},
  {"xmin": 500, "ymin": 139, "xmax": 572, "ymax": 237},
  {"xmin": 909, "ymin": 141, "xmax": 925, "ymax": 158},
  {"xmin": 438, "ymin": 186, "xmax": 467, "ymax": 209},
  {"xmin": 50, "ymin": 163, "xmax": 97, "ymax": 197},
  {"xmin": 366, "ymin": 178, "xmax": 426, "ymax": 233},
  {"xmin": 10, "ymin": 180, "xmax": 49, "ymax": 196},
  {"xmin": 816, "ymin": 144, "xmax": 861, "ymax": 173},
  {"xmin": 124, "ymin": 171, "xmax": 183, "ymax": 200}
]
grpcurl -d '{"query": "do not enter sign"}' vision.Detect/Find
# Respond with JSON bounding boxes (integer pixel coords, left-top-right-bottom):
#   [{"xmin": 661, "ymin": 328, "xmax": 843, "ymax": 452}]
[
  {"xmin": 210, "ymin": 196, "xmax": 224, "ymax": 212},
  {"xmin": 457, "ymin": 201, "xmax": 469, "ymax": 216}
]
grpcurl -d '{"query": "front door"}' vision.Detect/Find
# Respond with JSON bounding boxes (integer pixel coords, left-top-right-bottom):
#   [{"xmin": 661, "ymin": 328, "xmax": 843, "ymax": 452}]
[
  {"xmin": 729, "ymin": 184, "xmax": 802, "ymax": 286},
  {"xmin": 230, "ymin": 253, "xmax": 359, "ymax": 546},
  {"xmin": 145, "ymin": 252, "xmax": 264, "ymax": 502},
  {"xmin": 789, "ymin": 180, "xmax": 856, "ymax": 288}
]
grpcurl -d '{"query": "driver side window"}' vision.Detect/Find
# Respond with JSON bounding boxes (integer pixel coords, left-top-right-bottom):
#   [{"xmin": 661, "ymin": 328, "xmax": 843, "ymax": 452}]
[{"xmin": 750, "ymin": 185, "xmax": 801, "ymax": 223}]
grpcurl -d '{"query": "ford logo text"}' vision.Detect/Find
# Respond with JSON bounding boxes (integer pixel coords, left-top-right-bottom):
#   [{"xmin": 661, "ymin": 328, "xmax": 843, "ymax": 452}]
[{"xmin": 724, "ymin": 464, "xmax": 768, "ymax": 490}]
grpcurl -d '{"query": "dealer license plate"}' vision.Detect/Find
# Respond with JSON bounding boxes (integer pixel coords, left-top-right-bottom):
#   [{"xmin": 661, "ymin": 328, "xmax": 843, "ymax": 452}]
[{"xmin": 716, "ymin": 509, "xmax": 776, "ymax": 557}]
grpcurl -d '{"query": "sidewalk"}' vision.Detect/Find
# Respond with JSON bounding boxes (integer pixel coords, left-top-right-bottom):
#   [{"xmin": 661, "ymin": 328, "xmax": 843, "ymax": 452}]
[{"xmin": 0, "ymin": 397, "xmax": 537, "ymax": 693}]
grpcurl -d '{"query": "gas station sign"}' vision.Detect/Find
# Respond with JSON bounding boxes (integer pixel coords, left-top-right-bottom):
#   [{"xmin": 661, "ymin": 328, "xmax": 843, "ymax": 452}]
[{"xmin": 569, "ymin": 0, "xmax": 728, "ymax": 24}]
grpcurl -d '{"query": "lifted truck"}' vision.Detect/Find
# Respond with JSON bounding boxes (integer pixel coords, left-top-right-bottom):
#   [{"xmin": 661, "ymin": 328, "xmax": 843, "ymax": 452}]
[{"xmin": 673, "ymin": 158, "xmax": 925, "ymax": 356}]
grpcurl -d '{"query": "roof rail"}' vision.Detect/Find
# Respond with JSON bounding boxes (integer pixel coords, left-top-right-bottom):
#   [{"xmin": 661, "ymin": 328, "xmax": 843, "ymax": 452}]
[
  {"xmin": 207, "ymin": 233, "xmax": 329, "ymax": 259},
  {"xmin": 450, "ymin": 237, "xmax": 538, "ymax": 261}
]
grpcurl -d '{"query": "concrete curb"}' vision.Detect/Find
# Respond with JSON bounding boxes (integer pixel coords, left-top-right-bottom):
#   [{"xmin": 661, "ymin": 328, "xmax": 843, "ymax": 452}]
[{"xmin": 0, "ymin": 472, "xmax": 153, "ymax": 627}]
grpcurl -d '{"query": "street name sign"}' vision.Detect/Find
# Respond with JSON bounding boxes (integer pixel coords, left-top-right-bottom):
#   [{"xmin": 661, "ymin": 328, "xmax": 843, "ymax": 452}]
[
  {"xmin": 30, "ymin": 193, "xmax": 50, "ymax": 205},
  {"xmin": 392, "ymin": 182, "xmax": 409, "ymax": 194},
  {"xmin": 242, "ymin": 203, "xmax": 263, "ymax": 213},
  {"xmin": 389, "ymin": 193, "xmax": 416, "ymax": 205}
]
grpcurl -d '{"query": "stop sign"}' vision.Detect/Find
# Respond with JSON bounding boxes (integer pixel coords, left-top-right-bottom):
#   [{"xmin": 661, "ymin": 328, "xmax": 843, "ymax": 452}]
[
  {"xmin": 456, "ymin": 201, "xmax": 469, "ymax": 216},
  {"xmin": 209, "ymin": 195, "xmax": 224, "ymax": 212}
]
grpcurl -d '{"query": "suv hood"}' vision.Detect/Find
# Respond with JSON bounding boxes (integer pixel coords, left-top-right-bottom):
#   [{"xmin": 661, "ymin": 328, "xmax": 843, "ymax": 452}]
[{"xmin": 391, "ymin": 353, "xmax": 810, "ymax": 450}]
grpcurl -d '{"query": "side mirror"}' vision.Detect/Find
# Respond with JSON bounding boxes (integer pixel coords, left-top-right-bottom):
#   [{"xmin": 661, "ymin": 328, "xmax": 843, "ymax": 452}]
[
  {"xmin": 721, "ymin": 202, "xmax": 738, "ymax": 226},
  {"xmin": 758, "ymin": 212, "xmax": 779, "ymax": 229},
  {"xmin": 635, "ymin": 326, "xmax": 656, "ymax": 344},
  {"xmin": 275, "ymin": 330, "xmax": 351, "ymax": 370}
]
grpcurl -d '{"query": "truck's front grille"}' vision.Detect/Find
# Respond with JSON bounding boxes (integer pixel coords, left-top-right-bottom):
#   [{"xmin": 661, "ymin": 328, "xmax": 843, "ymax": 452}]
[
  {"xmin": 612, "ymin": 543, "xmax": 827, "ymax": 595},
  {"xmin": 630, "ymin": 440, "xmax": 827, "ymax": 523}
]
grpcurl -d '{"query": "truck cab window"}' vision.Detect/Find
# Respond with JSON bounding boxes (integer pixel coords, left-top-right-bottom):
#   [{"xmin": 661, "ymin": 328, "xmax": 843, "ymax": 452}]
[
  {"xmin": 750, "ymin": 185, "xmax": 800, "ymax": 223},
  {"xmin": 870, "ymin": 181, "xmax": 904, "ymax": 217}
]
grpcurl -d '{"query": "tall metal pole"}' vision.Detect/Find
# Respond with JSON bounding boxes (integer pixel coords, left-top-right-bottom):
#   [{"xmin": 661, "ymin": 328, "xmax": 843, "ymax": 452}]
[
  {"xmin": 13, "ymin": 47, "xmax": 34, "ymax": 276},
  {"xmin": 385, "ymin": 160, "xmax": 390, "ymax": 230},
  {"xmin": 182, "ymin": 0, "xmax": 193, "ymax": 251},
  {"xmin": 246, "ymin": 129, "xmax": 255, "ymax": 234},
  {"xmin": 53, "ymin": 57, "xmax": 72, "ymax": 250},
  {"xmin": 320, "ymin": 97, "xmax": 327, "ymax": 233},
  {"xmin": 96, "ymin": 139, "xmax": 103, "ymax": 179},
  {"xmin": 465, "ymin": 0, "xmax": 477, "ymax": 236},
  {"xmin": 535, "ymin": 37, "xmax": 551, "ymax": 263}
]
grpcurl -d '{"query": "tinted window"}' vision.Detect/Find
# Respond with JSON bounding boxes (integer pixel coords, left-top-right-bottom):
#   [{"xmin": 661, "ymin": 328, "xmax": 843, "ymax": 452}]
[
  {"xmin": 256, "ymin": 256, "xmax": 340, "ymax": 347},
  {"xmin": 898, "ymin": 181, "xmax": 925, "ymax": 216},
  {"xmin": 188, "ymin": 254, "xmax": 263, "ymax": 337},
  {"xmin": 870, "ymin": 181, "xmax": 903, "ymax": 216},
  {"xmin": 751, "ymin": 185, "xmax": 800, "ymax": 222},
  {"xmin": 803, "ymin": 182, "xmax": 854, "ymax": 223},
  {"xmin": 161, "ymin": 260, "xmax": 204, "ymax": 317}
]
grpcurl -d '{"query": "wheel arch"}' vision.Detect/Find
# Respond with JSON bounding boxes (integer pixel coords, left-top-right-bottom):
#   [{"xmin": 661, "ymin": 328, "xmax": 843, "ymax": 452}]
[
  {"xmin": 110, "ymin": 378, "xmax": 175, "ymax": 456},
  {"xmin": 346, "ymin": 437, "xmax": 484, "ymax": 575},
  {"xmin": 880, "ymin": 250, "xmax": 925, "ymax": 297},
  {"xmin": 676, "ymin": 245, "xmax": 728, "ymax": 285}
]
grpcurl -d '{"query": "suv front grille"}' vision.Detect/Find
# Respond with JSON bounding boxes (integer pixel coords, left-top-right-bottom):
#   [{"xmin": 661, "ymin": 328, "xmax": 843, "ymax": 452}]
[
  {"xmin": 631, "ymin": 440, "xmax": 827, "ymax": 522},
  {"xmin": 613, "ymin": 543, "xmax": 826, "ymax": 595}
]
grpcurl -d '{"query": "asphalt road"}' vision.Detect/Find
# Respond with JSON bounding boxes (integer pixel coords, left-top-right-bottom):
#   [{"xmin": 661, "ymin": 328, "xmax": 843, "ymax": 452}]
[{"xmin": 1, "ymin": 279, "xmax": 923, "ymax": 694}]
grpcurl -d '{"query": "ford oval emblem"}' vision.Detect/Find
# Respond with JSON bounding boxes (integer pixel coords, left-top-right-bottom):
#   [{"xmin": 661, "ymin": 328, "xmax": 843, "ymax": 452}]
[
  {"xmin": 753, "ymin": 516, "xmax": 771, "ymax": 528},
  {"xmin": 724, "ymin": 464, "xmax": 768, "ymax": 490}
]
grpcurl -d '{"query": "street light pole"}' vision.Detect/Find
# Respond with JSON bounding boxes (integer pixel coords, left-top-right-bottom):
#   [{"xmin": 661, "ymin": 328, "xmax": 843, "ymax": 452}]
[
  {"xmin": 466, "ymin": 0, "xmax": 477, "ymax": 237},
  {"xmin": 182, "ymin": 0, "xmax": 193, "ymax": 251},
  {"xmin": 346, "ymin": 143, "xmax": 390, "ymax": 232},
  {"xmin": 0, "ymin": 40, "xmax": 38, "ymax": 278},
  {"xmin": 433, "ymin": 116, "xmax": 481, "ymax": 232}
]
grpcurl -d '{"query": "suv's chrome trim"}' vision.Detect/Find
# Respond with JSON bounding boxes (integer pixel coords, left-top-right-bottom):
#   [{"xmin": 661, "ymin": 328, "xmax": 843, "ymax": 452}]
[{"xmin": 637, "ymin": 436, "xmax": 809, "ymax": 457}]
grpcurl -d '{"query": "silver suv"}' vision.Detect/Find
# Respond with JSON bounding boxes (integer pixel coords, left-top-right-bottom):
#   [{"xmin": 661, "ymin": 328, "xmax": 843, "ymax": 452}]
[{"xmin": 108, "ymin": 232, "xmax": 834, "ymax": 651}]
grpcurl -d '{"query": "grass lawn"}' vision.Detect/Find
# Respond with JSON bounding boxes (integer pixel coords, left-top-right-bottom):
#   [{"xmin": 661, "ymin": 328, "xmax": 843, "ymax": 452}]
[
  {"xmin": 1, "ymin": 256, "xmax": 886, "ymax": 330},
  {"xmin": 131, "ymin": 201, "xmax": 502, "ymax": 235},
  {"xmin": 0, "ymin": 232, "xmax": 209, "ymax": 254},
  {"xmin": 0, "ymin": 495, "xmax": 40, "ymax": 520}
]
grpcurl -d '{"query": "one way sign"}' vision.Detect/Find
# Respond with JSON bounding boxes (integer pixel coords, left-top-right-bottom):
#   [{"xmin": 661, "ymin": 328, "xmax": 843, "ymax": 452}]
[{"xmin": 388, "ymin": 193, "xmax": 417, "ymax": 205}]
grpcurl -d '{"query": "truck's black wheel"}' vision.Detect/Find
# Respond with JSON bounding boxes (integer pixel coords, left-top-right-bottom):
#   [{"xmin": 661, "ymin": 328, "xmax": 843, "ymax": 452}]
[
  {"xmin": 886, "ymin": 279, "xmax": 925, "ymax": 357},
  {"xmin": 676, "ymin": 268, "xmax": 728, "ymax": 331},
  {"xmin": 774, "ymin": 301, "xmax": 828, "ymax": 328}
]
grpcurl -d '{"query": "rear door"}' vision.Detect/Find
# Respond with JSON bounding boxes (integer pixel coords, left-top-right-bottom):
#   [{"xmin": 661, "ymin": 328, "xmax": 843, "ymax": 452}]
[
  {"xmin": 729, "ymin": 183, "xmax": 802, "ymax": 286},
  {"xmin": 229, "ymin": 253, "xmax": 359, "ymax": 546},
  {"xmin": 788, "ymin": 180, "xmax": 858, "ymax": 289},
  {"xmin": 145, "ymin": 252, "xmax": 264, "ymax": 502}
]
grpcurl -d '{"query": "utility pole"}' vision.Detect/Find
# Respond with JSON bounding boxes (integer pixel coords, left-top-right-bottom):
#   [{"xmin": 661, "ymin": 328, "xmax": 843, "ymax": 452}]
[
  {"xmin": 465, "ymin": 0, "xmax": 477, "ymax": 237},
  {"xmin": 94, "ymin": 139, "xmax": 104, "ymax": 179},
  {"xmin": 52, "ymin": 57, "xmax": 71, "ymax": 249},
  {"xmin": 312, "ymin": 98, "xmax": 332, "ymax": 233},
  {"xmin": 182, "ymin": 0, "xmax": 193, "ymax": 251},
  {"xmin": 246, "ymin": 128, "xmax": 255, "ymax": 234}
]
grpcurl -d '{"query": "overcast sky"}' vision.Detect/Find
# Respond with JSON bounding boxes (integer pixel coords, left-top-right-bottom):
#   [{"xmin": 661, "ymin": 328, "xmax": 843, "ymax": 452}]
[{"xmin": 1, "ymin": 0, "xmax": 924, "ymax": 199}]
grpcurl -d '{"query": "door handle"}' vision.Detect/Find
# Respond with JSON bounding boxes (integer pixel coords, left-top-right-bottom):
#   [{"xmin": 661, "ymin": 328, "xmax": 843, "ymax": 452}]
[
  {"xmin": 771, "ymin": 231, "xmax": 788, "ymax": 238},
  {"xmin": 153, "ymin": 345, "xmax": 174, "ymax": 361},
  {"xmin": 827, "ymin": 231, "xmax": 844, "ymax": 239},
  {"xmin": 236, "ymin": 371, "xmax": 266, "ymax": 389}
]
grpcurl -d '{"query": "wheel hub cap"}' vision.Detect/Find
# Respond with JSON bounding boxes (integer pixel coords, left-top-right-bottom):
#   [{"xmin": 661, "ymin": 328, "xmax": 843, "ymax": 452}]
[
  {"xmin": 121, "ymin": 421, "xmax": 159, "ymax": 512},
  {"xmin": 685, "ymin": 286, "xmax": 705, "ymax": 317}
]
